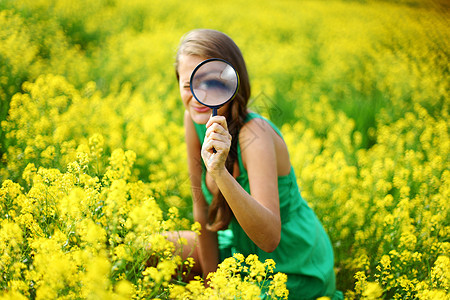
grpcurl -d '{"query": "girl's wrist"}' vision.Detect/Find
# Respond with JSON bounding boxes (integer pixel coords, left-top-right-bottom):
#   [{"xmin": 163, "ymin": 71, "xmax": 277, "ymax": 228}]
[{"xmin": 209, "ymin": 166, "xmax": 228, "ymax": 182}]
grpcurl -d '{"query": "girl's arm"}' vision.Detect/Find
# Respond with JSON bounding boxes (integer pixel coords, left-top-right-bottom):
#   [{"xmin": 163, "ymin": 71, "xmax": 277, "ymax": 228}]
[
  {"xmin": 202, "ymin": 116, "xmax": 282, "ymax": 253},
  {"xmin": 184, "ymin": 110, "xmax": 220, "ymax": 275}
]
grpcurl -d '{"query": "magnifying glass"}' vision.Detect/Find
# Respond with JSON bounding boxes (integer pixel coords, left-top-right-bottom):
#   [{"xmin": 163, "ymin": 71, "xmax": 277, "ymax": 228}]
[{"xmin": 190, "ymin": 58, "xmax": 239, "ymax": 116}]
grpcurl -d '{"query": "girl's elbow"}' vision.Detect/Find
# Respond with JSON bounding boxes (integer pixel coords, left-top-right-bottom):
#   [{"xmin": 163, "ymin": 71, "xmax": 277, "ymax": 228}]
[
  {"xmin": 261, "ymin": 228, "xmax": 281, "ymax": 253},
  {"xmin": 266, "ymin": 234, "xmax": 281, "ymax": 253}
]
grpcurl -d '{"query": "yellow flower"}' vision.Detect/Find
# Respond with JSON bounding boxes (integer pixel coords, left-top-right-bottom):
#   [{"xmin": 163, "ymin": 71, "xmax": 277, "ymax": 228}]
[
  {"xmin": 81, "ymin": 255, "xmax": 113, "ymax": 299},
  {"xmin": 362, "ymin": 282, "xmax": 383, "ymax": 299},
  {"xmin": 190, "ymin": 221, "xmax": 202, "ymax": 235},
  {"xmin": 0, "ymin": 220, "xmax": 23, "ymax": 250},
  {"xmin": 77, "ymin": 219, "xmax": 107, "ymax": 249},
  {"xmin": 270, "ymin": 273, "xmax": 289, "ymax": 299},
  {"xmin": 113, "ymin": 244, "xmax": 132, "ymax": 261},
  {"xmin": 431, "ymin": 256, "xmax": 449, "ymax": 290},
  {"xmin": 113, "ymin": 280, "xmax": 135, "ymax": 299}
]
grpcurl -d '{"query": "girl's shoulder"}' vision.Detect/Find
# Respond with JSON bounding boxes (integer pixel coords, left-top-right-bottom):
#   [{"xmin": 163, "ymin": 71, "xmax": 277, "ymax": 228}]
[
  {"xmin": 238, "ymin": 112, "xmax": 279, "ymax": 160},
  {"xmin": 239, "ymin": 111, "xmax": 283, "ymax": 142}
]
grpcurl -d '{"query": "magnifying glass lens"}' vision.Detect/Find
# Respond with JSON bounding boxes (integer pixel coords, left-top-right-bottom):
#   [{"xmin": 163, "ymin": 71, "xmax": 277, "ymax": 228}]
[{"xmin": 191, "ymin": 59, "xmax": 239, "ymax": 109}]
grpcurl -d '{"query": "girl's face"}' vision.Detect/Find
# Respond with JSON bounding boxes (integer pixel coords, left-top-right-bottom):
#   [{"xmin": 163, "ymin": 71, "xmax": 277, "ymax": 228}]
[{"xmin": 178, "ymin": 54, "xmax": 230, "ymax": 124}]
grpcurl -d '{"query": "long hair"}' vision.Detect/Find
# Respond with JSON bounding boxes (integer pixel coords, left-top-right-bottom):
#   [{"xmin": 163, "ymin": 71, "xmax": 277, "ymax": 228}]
[{"xmin": 175, "ymin": 29, "xmax": 251, "ymax": 231}]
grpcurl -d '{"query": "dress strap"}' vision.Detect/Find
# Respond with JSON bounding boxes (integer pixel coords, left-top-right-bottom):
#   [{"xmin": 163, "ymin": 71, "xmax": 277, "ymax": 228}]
[{"xmin": 244, "ymin": 112, "xmax": 284, "ymax": 138}]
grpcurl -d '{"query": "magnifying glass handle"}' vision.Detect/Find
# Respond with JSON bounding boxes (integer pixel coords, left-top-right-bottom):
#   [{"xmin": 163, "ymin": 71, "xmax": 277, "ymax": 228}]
[{"xmin": 211, "ymin": 107, "xmax": 218, "ymax": 153}]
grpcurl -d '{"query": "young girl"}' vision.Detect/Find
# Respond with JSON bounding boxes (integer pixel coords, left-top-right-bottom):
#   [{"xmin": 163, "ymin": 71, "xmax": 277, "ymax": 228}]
[{"xmin": 173, "ymin": 29, "xmax": 342, "ymax": 299}]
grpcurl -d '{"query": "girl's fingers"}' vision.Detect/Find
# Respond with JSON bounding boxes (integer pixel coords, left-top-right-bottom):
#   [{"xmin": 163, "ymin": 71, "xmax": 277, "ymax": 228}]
[
  {"xmin": 202, "ymin": 138, "xmax": 230, "ymax": 154},
  {"xmin": 202, "ymin": 115, "xmax": 231, "ymax": 174},
  {"xmin": 206, "ymin": 131, "xmax": 230, "ymax": 143},
  {"xmin": 205, "ymin": 123, "xmax": 227, "ymax": 137},
  {"xmin": 206, "ymin": 115, "xmax": 228, "ymax": 132},
  {"xmin": 204, "ymin": 131, "xmax": 232, "ymax": 155},
  {"xmin": 205, "ymin": 122, "xmax": 231, "ymax": 142}
]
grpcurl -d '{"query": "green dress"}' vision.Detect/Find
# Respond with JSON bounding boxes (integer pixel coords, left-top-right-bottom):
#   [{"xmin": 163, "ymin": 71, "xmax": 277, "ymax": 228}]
[{"xmin": 193, "ymin": 112, "xmax": 342, "ymax": 300}]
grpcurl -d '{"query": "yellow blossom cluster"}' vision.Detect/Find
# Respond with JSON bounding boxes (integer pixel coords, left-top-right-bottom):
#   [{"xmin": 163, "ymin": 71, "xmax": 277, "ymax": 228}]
[
  {"xmin": 169, "ymin": 253, "xmax": 288, "ymax": 299},
  {"xmin": 1, "ymin": 140, "xmax": 285, "ymax": 298},
  {"xmin": 284, "ymin": 98, "xmax": 449, "ymax": 298},
  {"xmin": 0, "ymin": 142, "xmax": 190, "ymax": 298},
  {"xmin": 1, "ymin": 0, "xmax": 449, "ymax": 298}
]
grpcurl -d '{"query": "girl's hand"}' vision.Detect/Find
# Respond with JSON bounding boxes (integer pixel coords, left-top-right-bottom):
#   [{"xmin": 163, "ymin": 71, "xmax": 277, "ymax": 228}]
[{"xmin": 201, "ymin": 115, "xmax": 232, "ymax": 178}]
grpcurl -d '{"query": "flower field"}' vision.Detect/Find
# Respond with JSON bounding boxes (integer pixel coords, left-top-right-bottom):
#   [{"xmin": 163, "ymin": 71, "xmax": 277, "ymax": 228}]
[{"xmin": 0, "ymin": 0, "xmax": 449, "ymax": 299}]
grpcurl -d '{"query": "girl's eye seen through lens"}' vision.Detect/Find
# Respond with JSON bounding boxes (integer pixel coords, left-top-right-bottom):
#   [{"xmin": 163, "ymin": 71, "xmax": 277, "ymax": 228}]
[{"xmin": 200, "ymin": 79, "xmax": 228, "ymax": 91}]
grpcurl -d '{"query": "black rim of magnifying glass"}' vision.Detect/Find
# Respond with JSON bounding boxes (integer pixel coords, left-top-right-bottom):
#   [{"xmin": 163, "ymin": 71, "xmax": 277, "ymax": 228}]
[{"xmin": 189, "ymin": 58, "xmax": 240, "ymax": 111}]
